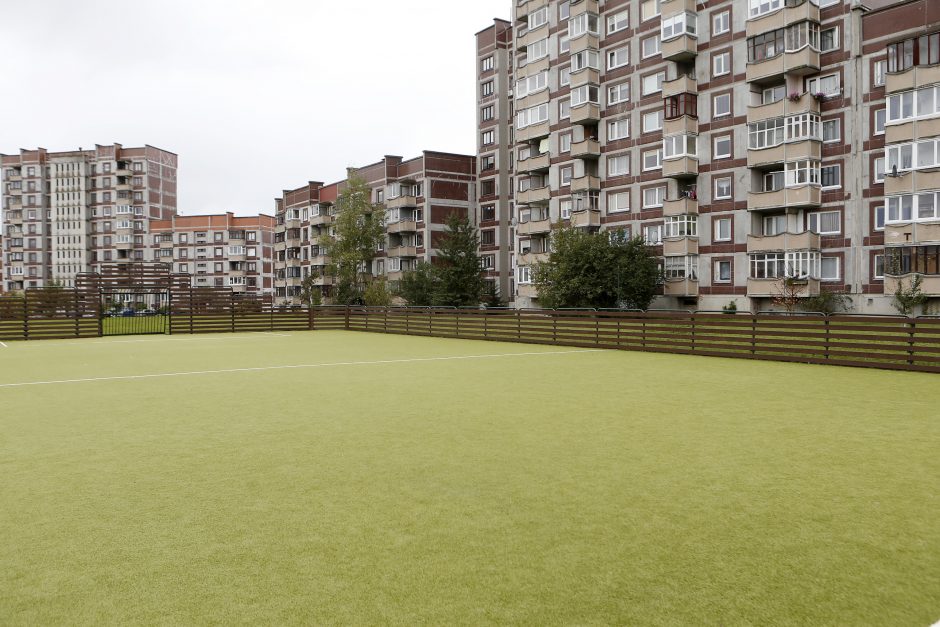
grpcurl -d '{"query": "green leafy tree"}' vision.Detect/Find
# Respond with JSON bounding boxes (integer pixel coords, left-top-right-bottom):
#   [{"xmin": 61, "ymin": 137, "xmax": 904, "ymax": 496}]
[
  {"xmin": 893, "ymin": 274, "xmax": 929, "ymax": 316},
  {"xmin": 397, "ymin": 261, "xmax": 437, "ymax": 306},
  {"xmin": 298, "ymin": 273, "xmax": 323, "ymax": 306},
  {"xmin": 800, "ymin": 290, "xmax": 852, "ymax": 315},
  {"xmin": 431, "ymin": 213, "xmax": 485, "ymax": 307},
  {"xmin": 325, "ymin": 173, "xmax": 385, "ymax": 305},
  {"xmin": 363, "ymin": 279, "xmax": 393, "ymax": 306},
  {"xmin": 533, "ymin": 227, "xmax": 660, "ymax": 309}
]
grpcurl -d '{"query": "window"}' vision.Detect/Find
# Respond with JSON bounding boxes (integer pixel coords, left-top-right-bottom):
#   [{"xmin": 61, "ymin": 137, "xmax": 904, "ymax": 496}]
[
  {"xmin": 559, "ymin": 66, "xmax": 571, "ymax": 86},
  {"xmin": 663, "ymin": 215, "xmax": 698, "ymax": 238},
  {"xmin": 712, "ymin": 11, "xmax": 730, "ymax": 36},
  {"xmin": 873, "ymin": 60, "xmax": 887, "ymax": 88},
  {"xmin": 663, "ymin": 134, "xmax": 697, "ymax": 159},
  {"xmin": 874, "ymin": 108, "xmax": 886, "ymax": 135},
  {"xmin": 569, "ymin": 13, "xmax": 599, "ymax": 38},
  {"xmin": 608, "ymin": 191, "xmax": 630, "ymax": 213},
  {"xmin": 664, "ymin": 257, "xmax": 699, "ymax": 282},
  {"xmin": 482, "ymin": 130, "xmax": 495, "ymax": 145},
  {"xmin": 559, "ymin": 1, "xmax": 570, "ymax": 20},
  {"xmin": 806, "ymin": 74, "xmax": 840, "ymax": 98},
  {"xmin": 712, "ymin": 51, "xmax": 731, "ymax": 77},
  {"xmin": 643, "ymin": 225, "xmax": 663, "ymax": 245},
  {"xmin": 749, "ymin": 0, "xmax": 782, "ymax": 19},
  {"xmin": 642, "ymin": 109, "xmax": 664, "ymax": 133},
  {"xmin": 664, "ymin": 93, "xmax": 698, "ymax": 119},
  {"xmin": 559, "ymin": 99, "xmax": 571, "ymax": 119},
  {"xmin": 517, "ymin": 266, "xmax": 532, "ymax": 284},
  {"xmin": 714, "ymin": 217, "xmax": 732, "ymax": 241},
  {"xmin": 821, "ymin": 164, "xmax": 841, "ymax": 189},
  {"xmin": 822, "ymin": 119, "xmax": 841, "ymax": 143},
  {"xmin": 515, "ymin": 71, "xmax": 548, "ymax": 98},
  {"xmin": 560, "ymin": 133, "xmax": 572, "ymax": 153},
  {"xmin": 481, "ymin": 56, "xmax": 494, "ymax": 72},
  {"xmin": 874, "ymin": 156, "xmax": 886, "ymax": 184},
  {"xmin": 608, "ymin": 118, "xmax": 630, "ymax": 141},
  {"xmin": 714, "ymin": 177, "xmax": 732, "ymax": 200},
  {"xmin": 642, "ymin": 35, "xmax": 661, "ymax": 59},
  {"xmin": 885, "ymin": 192, "xmax": 940, "ymax": 222},
  {"xmin": 642, "ymin": 148, "xmax": 663, "ymax": 171},
  {"xmin": 607, "ymin": 47, "xmax": 630, "ymax": 70},
  {"xmin": 887, "ymin": 31, "xmax": 940, "ymax": 73},
  {"xmin": 816, "ymin": 26, "xmax": 838, "ymax": 53},
  {"xmin": 560, "ymin": 34, "xmax": 570, "ymax": 54},
  {"xmin": 481, "ymin": 105, "xmax": 494, "ymax": 121},
  {"xmin": 874, "ymin": 254, "xmax": 885, "ymax": 279},
  {"xmin": 662, "ymin": 12, "xmax": 696, "ymax": 41},
  {"xmin": 643, "ymin": 186, "xmax": 666, "ymax": 208},
  {"xmin": 808, "ymin": 210, "xmax": 841, "ymax": 234},
  {"xmin": 713, "ymin": 135, "xmax": 732, "ymax": 159},
  {"xmin": 608, "ymin": 11, "xmax": 628, "ymax": 34},
  {"xmin": 571, "ymin": 49, "xmax": 600, "ymax": 72},
  {"xmin": 560, "ymin": 199, "xmax": 572, "ymax": 219},
  {"xmin": 763, "ymin": 214, "xmax": 786, "ymax": 236},
  {"xmin": 763, "ymin": 85, "xmax": 786, "ymax": 105},
  {"xmin": 750, "ymin": 252, "xmax": 821, "ymax": 280},
  {"xmin": 713, "ymin": 93, "xmax": 731, "ymax": 117},
  {"xmin": 642, "ymin": 71, "xmax": 665, "ymax": 96},
  {"xmin": 608, "ymin": 155, "xmax": 630, "ymax": 177},
  {"xmin": 527, "ymin": 38, "xmax": 549, "ymax": 61},
  {"xmin": 528, "ymin": 7, "xmax": 549, "ymax": 30},
  {"xmin": 516, "ymin": 103, "xmax": 549, "ymax": 129},
  {"xmin": 560, "ymin": 166, "xmax": 573, "ymax": 186},
  {"xmin": 608, "ymin": 82, "xmax": 630, "ymax": 105},
  {"xmin": 821, "ymin": 257, "xmax": 841, "ymax": 281},
  {"xmin": 481, "ymin": 155, "xmax": 496, "ymax": 171},
  {"xmin": 570, "ymin": 85, "xmax": 599, "ymax": 107},
  {"xmin": 641, "ymin": 0, "xmax": 661, "ymax": 21},
  {"xmin": 481, "ymin": 81, "xmax": 493, "ymax": 97},
  {"xmin": 714, "ymin": 260, "xmax": 732, "ymax": 283}
]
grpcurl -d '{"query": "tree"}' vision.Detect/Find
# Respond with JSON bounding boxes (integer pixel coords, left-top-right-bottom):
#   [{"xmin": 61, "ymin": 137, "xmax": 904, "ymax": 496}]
[
  {"xmin": 772, "ymin": 276, "xmax": 805, "ymax": 313},
  {"xmin": 363, "ymin": 279, "xmax": 393, "ymax": 306},
  {"xmin": 800, "ymin": 290, "xmax": 852, "ymax": 315},
  {"xmin": 397, "ymin": 261, "xmax": 437, "ymax": 306},
  {"xmin": 482, "ymin": 280, "xmax": 506, "ymax": 308},
  {"xmin": 325, "ymin": 173, "xmax": 385, "ymax": 305},
  {"xmin": 298, "ymin": 273, "xmax": 323, "ymax": 306},
  {"xmin": 893, "ymin": 274, "xmax": 928, "ymax": 316},
  {"xmin": 431, "ymin": 213, "xmax": 485, "ymax": 307},
  {"xmin": 532, "ymin": 227, "xmax": 660, "ymax": 309}
]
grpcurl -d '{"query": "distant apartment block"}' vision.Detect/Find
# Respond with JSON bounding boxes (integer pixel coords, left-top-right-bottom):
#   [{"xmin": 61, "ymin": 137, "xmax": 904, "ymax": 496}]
[
  {"xmin": 476, "ymin": 0, "xmax": 934, "ymax": 313},
  {"xmin": 150, "ymin": 213, "xmax": 275, "ymax": 294},
  {"xmin": 1, "ymin": 144, "xmax": 177, "ymax": 291},
  {"xmin": 273, "ymin": 152, "xmax": 477, "ymax": 303}
]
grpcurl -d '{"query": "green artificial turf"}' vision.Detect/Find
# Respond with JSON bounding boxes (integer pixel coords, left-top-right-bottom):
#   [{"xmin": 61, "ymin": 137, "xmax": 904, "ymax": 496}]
[{"xmin": 1, "ymin": 331, "xmax": 938, "ymax": 625}]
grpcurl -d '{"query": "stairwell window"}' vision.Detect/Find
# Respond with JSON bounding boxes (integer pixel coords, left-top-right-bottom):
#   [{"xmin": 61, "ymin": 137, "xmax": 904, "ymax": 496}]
[
  {"xmin": 808, "ymin": 210, "xmax": 840, "ymax": 235},
  {"xmin": 821, "ymin": 165, "xmax": 841, "ymax": 189},
  {"xmin": 713, "ymin": 51, "xmax": 731, "ymax": 77},
  {"xmin": 712, "ymin": 11, "xmax": 730, "ymax": 36}
]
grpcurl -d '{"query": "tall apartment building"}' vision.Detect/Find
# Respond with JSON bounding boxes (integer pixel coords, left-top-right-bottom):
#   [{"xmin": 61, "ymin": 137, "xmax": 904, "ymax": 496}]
[
  {"xmin": 273, "ymin": 152, "xmax": 477, "ymax": 304},
  {"xmin": 150, "ymin": 213, "xmax": 275, "ymax": 295},
  {"xmin": 477, "ymin": 19, "xmax": 517, "ymax": 301},
  {"xmin": 482, "ymin": 0, "xmax": 916, "ymax": 313},
  {"xmin": 1, "ymin": 144, "xmax": 177, "ymax": 291}
]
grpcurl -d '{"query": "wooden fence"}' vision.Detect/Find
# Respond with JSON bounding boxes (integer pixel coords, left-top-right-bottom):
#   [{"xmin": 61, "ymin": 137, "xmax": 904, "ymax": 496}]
[{"xmin": 2, "ymin": 291, "xmax": 940, "ymax": 373}]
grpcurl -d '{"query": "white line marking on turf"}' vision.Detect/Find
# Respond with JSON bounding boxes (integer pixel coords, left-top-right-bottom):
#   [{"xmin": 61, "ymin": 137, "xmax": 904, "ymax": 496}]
[
  {"xmin": 0, "ymin": 350, "xmax": 603, "ymax": 389},
  {"xmin": 0, "ymin": 341, "xmax": 7, "ymax": 348}
]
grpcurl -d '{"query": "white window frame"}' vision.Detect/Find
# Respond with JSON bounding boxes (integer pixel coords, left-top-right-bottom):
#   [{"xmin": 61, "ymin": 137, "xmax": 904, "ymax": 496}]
[
  {"xmin": 642, "ymin": 71, "xmax": 665, "ymax": 96},
  {"xmin": 713, "ymin": 135, "xmax": 732, "ymax": 159},
  {"xmin": 607, "ymin": 47, "xmax": 630, "ymax": 70},
  {"xmin": 712, "ymin": 51, "xmax": 731, "ymax": 77},
  {"xmin": 607, "ymin": 154, "xmax": 630, "ymax": 177},
  {"xmin": 642, "ymin": 148, "xmax": 663, "ymax": 172},
  {"xmin": 607, "ymin": 191, "xmax": 630, "ymax": 213},
  {"xmin": 714, "ymin": 177, "xmax": 732, "ymax": 200},
  {"xmin": 714, "ymin": 217, "xmax": 732, "ymax": 241},
  {"xmin": 607, "ymin": 10, "xmax": 629, "ymax": 34},
  {"xmin": 607, "ymin": 82, "xmax": 630, "ymax": 106},
  {"xmin": 713, "ymin": 93, "xmax": 732, "ymax": 118},
  {"xmin": 808, "ymin": 210, "xmax": 841, "ymax": 235},
  {"xmin": 712, "ymin": 11, "xmax": 730, "ymax": 36}
]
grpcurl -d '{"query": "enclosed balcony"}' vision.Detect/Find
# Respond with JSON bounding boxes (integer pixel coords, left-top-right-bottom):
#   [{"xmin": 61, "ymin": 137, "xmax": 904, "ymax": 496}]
[
  {"xmin": 746, "ymin": 231, "xmax": 820, "ymax": 253},
  {"xmin": 663, "ymin": 197, "xmax": 699, "ymax": 216},
  {"xmin": 745, "ymin": 0, "xmax": 819, "ymax": 38},
  {"xmin": 663, "ymin": 278, "xmax": 699, "ymax": 297},
  {"xmin": 883, "ymin": 169, "xmax": 940, "ymax": 197},
  {"xmin": 884, "ymin": 222, "xmax": 940, "ymax": 246},
  {"xmin": 748, "ymin": 92, "xmax": 819, "ymax": 124},
  {"xmin": 570, "ymin": 68, "xmax": 601, "ymax": 89},
  {"xmin": 663, "ymin": 237, "xmax": 699, "ymax": 256},
  {"xmin": 747, "ymin": 139, "xmax": 820, "ymax": 168},
  {"xmin": 747, "ymin": 277, "xmax": 820, "ymax": 297},
  {"xmin": 661, "ymin": 8, "xmax": 698, "ymax": 62},
  {"xmin": 748, "ymin": 185, "xmax": 821, "ymax": 211},
  {"xmin": 663, "ymin": 156, "xmax": 698, "ymax": 179},
  {"xmin": 746, "ymin": 47, "xmax": 819, "ymax": 85},
  {"xmin": 663, "ymin": 75, "xmax": 697, "ymax": 99}
]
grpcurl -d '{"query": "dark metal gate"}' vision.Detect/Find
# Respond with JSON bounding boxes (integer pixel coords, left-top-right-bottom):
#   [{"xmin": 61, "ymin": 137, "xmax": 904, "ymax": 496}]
[{"xmin": 100, "ymin": 290, "xmax": 169, "ymax": 336}]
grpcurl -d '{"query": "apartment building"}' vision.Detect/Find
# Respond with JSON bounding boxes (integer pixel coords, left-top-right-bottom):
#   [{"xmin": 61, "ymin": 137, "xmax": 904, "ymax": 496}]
[
  {"xmin": 477, "ymin": 19, "xmax": 517, "ymax": 301},
  {"xmin": 864, "ymin": 0, "xmax": 940, "ymax": 304},
  {"xmin": 273, "ymin": 152, "xmax": 477, "ymax": 304},
  {"xmin": 150, "ymin": 213, "xmax": 275, "ymax": 295},
  {"xmin": 484, "ymin": 0, "xmax": 914, "ymax": 313},
  {"xmin": 1, "ymin": 144, "xmax": 177, "ymax": 291}
]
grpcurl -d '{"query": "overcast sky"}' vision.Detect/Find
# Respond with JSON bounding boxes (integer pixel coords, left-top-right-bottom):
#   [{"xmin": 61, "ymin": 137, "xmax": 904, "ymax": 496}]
[{"xmin": 1, "ymin": 0, "xmax": 508, "ymax": 216}]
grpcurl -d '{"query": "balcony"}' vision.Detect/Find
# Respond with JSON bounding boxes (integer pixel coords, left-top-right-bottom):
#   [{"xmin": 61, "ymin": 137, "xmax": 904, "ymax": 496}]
[
  {"xmin": 663, "ymin": 75, "xmax": 697, "ymax": 99},
  {"xmin": 387, "ymin": 219, "xmax": 418, "ymax": 234},
  {"xmin": 571, "ymin": 138, "xmax": 600, "ymax": 159},
  {"xmin": 745, "ymin": 48, "xmax": 820, "ymax": 85},
  {"xmin": 747, "ymin": 277, "xmax": 820, "ymax": 297},
  {"xmin": 570, "ymin": 174, "xmax": 600, "ymax": 193},
  {"xmin": 518, "ymin": 250, "xmax": 550, "ymax": 266},
  {"xmin": 569, "ymin": 33, "xmax": 600, "ymax": 55},
  {"xmin": 663, "ymin": 277, "xmax": 699, "ymax": 297},
  {"xmin": 518, "ymin": 26, "xmax": 548, "ymax": 50},
  {"xmin": 309, "ymin": 254, "xmax": 328, "ymax": 266},
  {"xmin": 310, "ymin": 213, "xmax": 333, "ymax": 226},
  {"xmin": 747, "ymin": 93, "xmax": 819, "ymax": 123},
  {"xmin": 570, "ymin": 103, "xmax": 601, "ymax": 124},
  {"xmin": 570, "ymin": 208, "xmax": 601, "ymax": 228},
  {"xmin": 662, "ymin": 34, "xmax": 697, "ymax": 62},
  {"xmin": 568, "ymin": 0, "xmax": 598, "ymax": 17},
  {"xmin": 747, "ymin": 139, "xmax": 820, "ymax": 168},
  {"xmin": 662, "ymin": 156, "xmax": 698, "ymax": 179},
  {"xmin": 517, "ymin": 217, "xmax": 552, "ymax": 236},
  {"xmin": 886, "ymin": 64, "xmax": 940, "ymax": 95},
  {"xmin": 746, "ymin": 231, "xmax": 820, "ymax": 253},
  {"xmin": 387, "ymin": 246, "xmax": 418, "ymax": 258},
  {"xmin": 517, "ymin": 284, "xmax": 539, "ymax": 298},
  {"xmin": 570, "ymin": 67, "xmax": 600, "ymax": 89},
  {"xmin": 517, "ymin": 121, "xmax": 551, "ymax": 142},
  {"xmin": 663, "ymin": 237, "xmax": 699, "ymax": 256},
  {"xmin": 387, "ymin": 194, "xmax": 418, "ymax": 209},
  {"xmin": 883, "ymin": 169, "xmax": 940, "ymax": 197},
  {"xmin": 518, "ymin": 152, "xmax": 550, "ymax": 173},
  {"xmin": 517, "ymin": 186, "xmax": 551, "ymax": 205},
  {"xmin": 886, "ymin": 117, "xmax": 940, "ymax": 144},
  {"xmin": 884, "ymin": 274, "xmax": 940, "ymax": 295},
  {"xmin": 745, "ymin": 0, "xmax": 820, "ymax": 38},
  {"xmin": 663, "ymin": 115, "xmax": 697, "ymax": 136},
  {"xmin": 748, "ymin": 185, "xmax": 821, "ymax": 211},
  {"xmin": 663, "ymin": 197, "xmax": 699, "ymax": 216},
  {"xmin": 522, "ymin": 55, "xmax": 550, "ymax": 76},
  {"xmin": 884, "ymin": 222, "xmax": 940, "ymax": 245}
]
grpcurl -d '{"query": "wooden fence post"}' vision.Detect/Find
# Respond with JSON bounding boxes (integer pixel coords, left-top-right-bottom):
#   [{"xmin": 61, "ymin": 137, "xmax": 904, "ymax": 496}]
[
  {"xmin": 231, "ymin": 293, "xmax": 236, "ymax": 334},
  {"xmin": 908, "ymin": 318, "xmax": 916, "ymax": 366},
  {"xmin": 516, "ymin": 309, "xmax": 522, "ymax": 341},
  {"xmin": 344, "ymin": 306, "xmax": 350, "ymax": 331}
]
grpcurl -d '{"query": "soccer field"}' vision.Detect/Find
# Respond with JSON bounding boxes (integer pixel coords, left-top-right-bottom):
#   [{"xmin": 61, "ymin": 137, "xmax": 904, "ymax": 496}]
[{"xmin": 1, "ymin": 331, "xmax": 938, "ymax": 624}]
